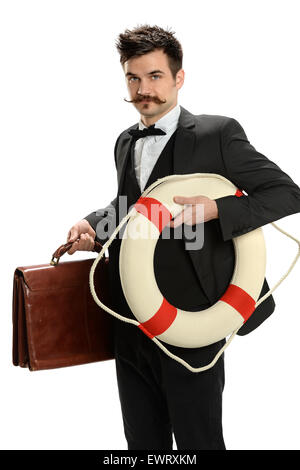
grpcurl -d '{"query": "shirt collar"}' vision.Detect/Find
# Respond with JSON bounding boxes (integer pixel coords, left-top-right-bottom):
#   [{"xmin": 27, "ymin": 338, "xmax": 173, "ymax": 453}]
[{"xmin": 138, "ymin": 103, "xmax": 181, "ymax": 142}]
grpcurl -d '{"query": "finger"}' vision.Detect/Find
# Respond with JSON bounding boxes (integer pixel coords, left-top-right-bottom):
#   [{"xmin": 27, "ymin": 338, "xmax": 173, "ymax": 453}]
[
  {"xmin": 67, "ymin": 240, "xmax": 79, "ymax": 254},
  {"xmin": 89, "ymin": 239, "xmax": 95, "ymax": 250},
  {"xmin": 88, "ymin": 227, "xmax": 96, "ymax": 238},
  {"xmin": 81, "ymin": 233, "xmax": 93, "ymax": 246},
  {"xmin": 67, "ymin": 230, "xmax": 74, "ymax": 242},
  {"xmin": 171, "ymin": 211, "xmax": 185, "ymax": 228},
  {"xmin": 168, "ymin": 206, "xmax": 194, "ymax": 228},
  {"xmin": 183, "ymin": 206, "xmax": 195, "ymax": 225},
  {"xmin": 76, "ymin": 235, "xmax": 95, "ymax": 251},
  {"xmin": 75, "ymin": 237, "xmax": 86, "ymax": 250},
  {"xmin": 84, "ymin": 233, "xmax": 95, "ymax": 249},
  {"xmin": 173, "ymin": 196, "xmax": 198, "ymax": 205},
  {"xmin": 87, "ymin": 235, "xmax": 96, "ymax": 250},
  {"xmin": 68, "ymin": 228, "xmax": 78, "ymax": 243}
]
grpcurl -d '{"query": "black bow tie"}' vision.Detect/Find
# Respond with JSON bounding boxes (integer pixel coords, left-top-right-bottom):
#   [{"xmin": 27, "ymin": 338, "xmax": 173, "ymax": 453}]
[{"xmin": 128, "ymin": 124, "xmax": 166, "ymax": 141}]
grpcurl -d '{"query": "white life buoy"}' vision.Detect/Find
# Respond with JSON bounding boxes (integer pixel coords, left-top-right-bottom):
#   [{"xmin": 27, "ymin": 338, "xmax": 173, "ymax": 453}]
[
  {"xmin": 119, "ymin": 173, "xmax": 266, "ymax": 348},
  {"xmin": 89, "ymin": 172, "xmax": 300, "ymax": 372}
]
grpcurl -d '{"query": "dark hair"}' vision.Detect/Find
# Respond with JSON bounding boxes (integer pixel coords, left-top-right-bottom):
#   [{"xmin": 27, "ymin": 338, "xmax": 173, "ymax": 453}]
[{"xmin": 115, "ymin": 24, "xmax": 183, "ymax": 80}]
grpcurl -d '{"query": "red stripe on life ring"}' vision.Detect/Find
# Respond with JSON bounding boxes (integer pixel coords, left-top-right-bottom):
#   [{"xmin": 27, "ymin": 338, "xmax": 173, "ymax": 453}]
[
  {"xmin": 220, "ymin": 284, "xmax": 256, "ymax": 322},
  {"xmin": 138, "ymin": 297, "xmax": 177, "ymax": 339},
  {"xmin": 134, "ymin": 197, "xmax": 173, "ymax": 233}
]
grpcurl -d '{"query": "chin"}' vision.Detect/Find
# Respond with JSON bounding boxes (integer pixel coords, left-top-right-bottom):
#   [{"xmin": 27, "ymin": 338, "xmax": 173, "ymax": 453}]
[{"xmin": 139, "ymin": 105, "xmax": 157, "ymax": 115}]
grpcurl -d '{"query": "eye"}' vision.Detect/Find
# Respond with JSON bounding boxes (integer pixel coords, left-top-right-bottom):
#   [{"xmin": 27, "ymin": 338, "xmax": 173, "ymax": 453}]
[
  {"xmin": 152, "ymin": 75, "xmax": 161, "ymax": 80},
  {"xmin": 128, "ymin": 77, "xmax": 139, "ymax": 83}
]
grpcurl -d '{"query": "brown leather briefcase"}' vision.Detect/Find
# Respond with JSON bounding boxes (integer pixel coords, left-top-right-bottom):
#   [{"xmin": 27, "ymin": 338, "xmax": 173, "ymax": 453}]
[{"xmin": 12, "ymin": 241, "xmax": 115, "ymax": 371}]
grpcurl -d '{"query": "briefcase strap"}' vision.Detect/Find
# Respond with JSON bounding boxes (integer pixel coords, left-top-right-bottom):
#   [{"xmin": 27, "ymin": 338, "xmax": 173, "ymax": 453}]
[{"xmin": 50, "ymin": 240, "xmax": 103, "ymax": 265}]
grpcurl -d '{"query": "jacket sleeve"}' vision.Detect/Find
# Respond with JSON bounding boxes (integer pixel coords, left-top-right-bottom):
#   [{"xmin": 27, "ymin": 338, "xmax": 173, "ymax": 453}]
[
  {"xmin": 215, "ymin": 118, "xmax": 300, "ymax": 241},
  {"xmin": 83, "ymin": 133, "xmax": 122, "ymax": 245}
]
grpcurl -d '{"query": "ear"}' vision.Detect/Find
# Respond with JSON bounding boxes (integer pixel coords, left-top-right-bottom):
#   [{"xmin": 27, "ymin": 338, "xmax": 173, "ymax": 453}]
[{"xmin": 176, "ymin": 69, "xmax": 185, "ymax": 90}]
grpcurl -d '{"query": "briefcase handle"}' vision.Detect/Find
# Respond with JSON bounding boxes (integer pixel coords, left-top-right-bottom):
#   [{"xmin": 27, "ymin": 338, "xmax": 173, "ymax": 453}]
[{"xmin": 50, "ymin": 240, "xmax": 103, "ymax": 266}]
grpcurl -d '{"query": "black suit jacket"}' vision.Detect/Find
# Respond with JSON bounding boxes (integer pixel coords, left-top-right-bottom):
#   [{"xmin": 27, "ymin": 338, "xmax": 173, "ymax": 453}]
[{"xmin": 85, "ymin": 106, "xmax": 300, "ymax": 335}]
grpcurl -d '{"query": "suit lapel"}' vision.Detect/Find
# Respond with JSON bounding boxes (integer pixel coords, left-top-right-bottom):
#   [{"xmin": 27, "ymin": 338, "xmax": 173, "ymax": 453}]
[
  {"xmin": 117, "ymin": 131, "xmax": 136, "ymax": 195},
  {"xmin": 173, "ymin": 106, "xmax": 197, "ymax": 175}
]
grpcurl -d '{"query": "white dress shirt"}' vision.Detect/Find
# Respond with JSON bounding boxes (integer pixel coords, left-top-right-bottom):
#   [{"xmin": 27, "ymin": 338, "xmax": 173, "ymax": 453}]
[{"xmin": 133, "ymin": 103, "xmax": 181, "ymax": 192}]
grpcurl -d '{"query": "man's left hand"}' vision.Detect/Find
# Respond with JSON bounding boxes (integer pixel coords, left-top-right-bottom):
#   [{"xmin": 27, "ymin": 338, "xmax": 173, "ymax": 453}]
[{"xmin": 167, "ymin": 195, "xmax": 219, "ymax": 228}]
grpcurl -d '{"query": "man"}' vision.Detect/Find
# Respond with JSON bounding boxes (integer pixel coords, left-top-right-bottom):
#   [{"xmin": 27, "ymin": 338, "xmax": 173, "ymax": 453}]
[{"xmin": 66, "ymin": 25, "xmax": 300, "ymax": 450}]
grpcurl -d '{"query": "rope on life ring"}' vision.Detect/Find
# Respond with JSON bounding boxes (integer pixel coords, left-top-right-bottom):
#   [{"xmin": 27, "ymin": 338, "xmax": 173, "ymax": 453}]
[{"xmin": 89, "ymin": 173, "xmax": 300, "ymax": 373}]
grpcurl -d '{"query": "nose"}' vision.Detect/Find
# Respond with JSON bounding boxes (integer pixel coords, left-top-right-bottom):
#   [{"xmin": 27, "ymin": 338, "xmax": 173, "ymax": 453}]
[{"xmin": 137, "ymin": 79, "xmax": 152, "ymax": 96}]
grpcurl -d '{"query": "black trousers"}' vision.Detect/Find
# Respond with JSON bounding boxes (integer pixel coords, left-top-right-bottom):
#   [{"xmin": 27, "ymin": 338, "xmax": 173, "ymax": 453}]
[{"xmin": 113, "ymin": 318, "xmax": 226, "ymax": 451}]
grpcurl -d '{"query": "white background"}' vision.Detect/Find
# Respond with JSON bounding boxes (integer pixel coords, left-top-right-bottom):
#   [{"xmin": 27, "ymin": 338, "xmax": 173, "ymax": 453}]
[{"xmin": 1, "ymin": 0, "xmax": 300, "ymax": 451}]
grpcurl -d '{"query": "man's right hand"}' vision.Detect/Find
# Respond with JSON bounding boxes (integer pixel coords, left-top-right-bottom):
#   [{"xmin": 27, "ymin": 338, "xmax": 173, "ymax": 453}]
[{"xmin": 66, "ymin": 219, "xmax": 96, "ymax": 255}]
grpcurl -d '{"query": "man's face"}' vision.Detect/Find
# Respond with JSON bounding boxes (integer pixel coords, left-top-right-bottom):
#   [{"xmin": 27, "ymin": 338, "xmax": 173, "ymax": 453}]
[{"xmin": 123, "ymin": 49, "xmax": 184, "ymax": 122}]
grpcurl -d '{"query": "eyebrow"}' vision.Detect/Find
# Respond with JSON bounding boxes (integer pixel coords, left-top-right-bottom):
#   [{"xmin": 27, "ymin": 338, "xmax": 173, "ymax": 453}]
[{"xmin": 125, "ymin": 70, "xmax": 165, "ymax": 77}]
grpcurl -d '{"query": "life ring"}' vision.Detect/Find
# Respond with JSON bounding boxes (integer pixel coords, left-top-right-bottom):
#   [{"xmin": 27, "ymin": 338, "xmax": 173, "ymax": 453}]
[{"xmin": 119, "ymin": 173, "xmax": 266, "ymax": 348}]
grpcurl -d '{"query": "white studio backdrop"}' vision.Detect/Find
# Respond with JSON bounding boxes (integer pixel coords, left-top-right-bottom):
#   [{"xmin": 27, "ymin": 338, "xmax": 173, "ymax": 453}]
[{"xmin": 0, "ymin": 0, "xmax": 299, "ymax": 451}]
